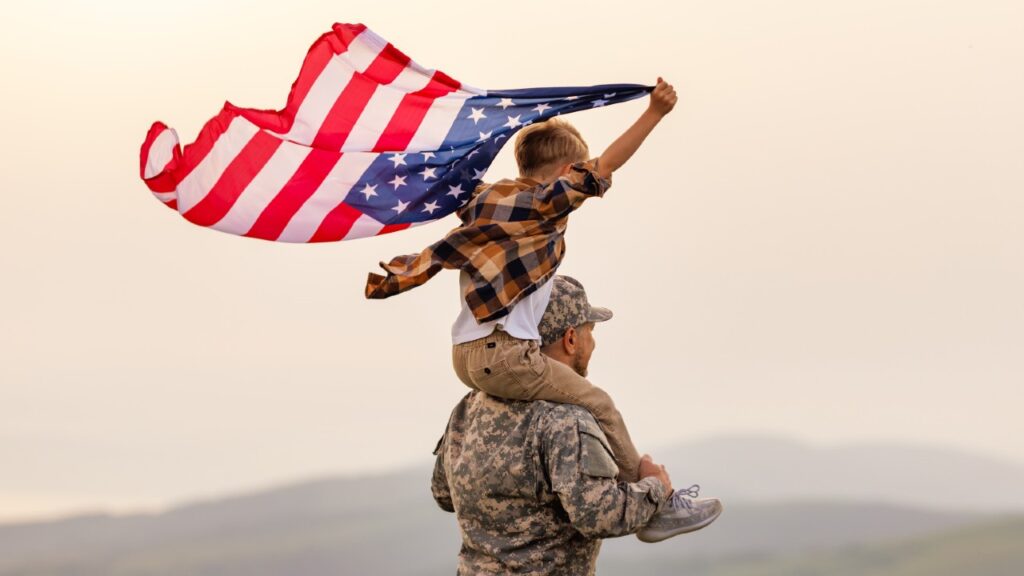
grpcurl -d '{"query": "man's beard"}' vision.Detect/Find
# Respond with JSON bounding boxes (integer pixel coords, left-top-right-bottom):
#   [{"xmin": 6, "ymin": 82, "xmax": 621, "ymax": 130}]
[{"xmin": 572, "ymin": 351, "xmax": 588, "ymax": 377}]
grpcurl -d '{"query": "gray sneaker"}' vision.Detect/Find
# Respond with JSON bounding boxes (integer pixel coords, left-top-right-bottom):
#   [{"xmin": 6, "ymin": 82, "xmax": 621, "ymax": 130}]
[{"xmin": 637, "ymin": 484, "xmax": 723, "ymax": 543}]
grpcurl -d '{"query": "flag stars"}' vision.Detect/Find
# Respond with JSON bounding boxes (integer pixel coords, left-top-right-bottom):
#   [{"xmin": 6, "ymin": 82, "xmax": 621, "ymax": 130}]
[
  {"xmin": 532, "ymin": 103, "xmax": 551, "ymax": 115},
  {"xmin": 360, "ymin": 183, "xmax": 378, "ymax": 200},
  {"xmin": 447, "ymin": 184, "xmax": 466, "ymax": 198},
  {"xmin": 591, "ymin": 99, "xmax": 608, "ymax": 107},
  {"xmin": 421, "ymin": 151, "xmax": 436, "ymax": 160},
  {"xmin": 388, "ymin": 153, "xmax": 407, "ymax": 167},
  {"xmin": 467, "ymin": 107, "xmax": 487, "ymax": 124},
  {"xmin": 497, "ymin": 98, "xmax": 515, "ymax": 109},
  {"xmin": 473, "ymin": 168, "xmax": 487, "ymax": 180},
  {"xmin": 603, "ymin": 92, "xmax": 617, "ymax": 98},
  {"xmin": 392, "ymin": 199, "xmax": 409, "ymax": 213},
  {"xmin": 477, "ymin": 130, "xmax": 493, "ymax": 142},
  {"xmin": 564, "ymin": 95, "xmax": 579, "ymax": 101},
  {"xmin": 504, "ymin": 114, "xmax": 523, "ymax": 129},
  {"xmin": 389, "ymin": 174, "xmax": 407, "ymax": 190},
  {"xmin": 422, "ymin": 200, "xmax": 440, "ymax": 214},
  {"xmin": 419, "ymin": 166, "xmax": 438, "ymax": 180}
]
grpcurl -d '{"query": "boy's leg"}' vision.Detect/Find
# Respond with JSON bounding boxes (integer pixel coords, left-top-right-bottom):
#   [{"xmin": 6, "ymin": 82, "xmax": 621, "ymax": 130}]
[
  {"xmin": 452, "ymin": 342, "xmax": 480, "ymax": 391},
  {"xmin": 530, "ymin": 353, "xmax": 643, "ymax": 483},
  {"xmin": 459, "ymin": 329, "xmax": 642, "ymax": 482}
]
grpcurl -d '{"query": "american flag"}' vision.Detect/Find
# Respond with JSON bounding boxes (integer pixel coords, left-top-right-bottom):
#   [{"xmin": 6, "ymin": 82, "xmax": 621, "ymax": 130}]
[{"xmin": 139, "ymin": 23, "xmax": 650, "ymax": 243}]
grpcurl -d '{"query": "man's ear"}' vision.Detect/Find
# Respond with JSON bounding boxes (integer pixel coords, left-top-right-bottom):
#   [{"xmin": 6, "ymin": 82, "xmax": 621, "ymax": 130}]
[{"xmin": 562, "ymin": 326, "xmax": 577, "ymax": 354}]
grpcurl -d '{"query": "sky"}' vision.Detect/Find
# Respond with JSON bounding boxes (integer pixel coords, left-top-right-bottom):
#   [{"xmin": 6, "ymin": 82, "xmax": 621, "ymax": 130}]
[{"xmin": 1, "ymin": 0, "xmax": 1021, "ymax": 522}]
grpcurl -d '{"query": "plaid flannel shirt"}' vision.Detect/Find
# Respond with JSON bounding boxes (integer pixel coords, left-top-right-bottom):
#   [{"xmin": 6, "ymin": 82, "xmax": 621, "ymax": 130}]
[{"xmin": 365, "ymin": 159, "xmax": 611, "ymax": 322}]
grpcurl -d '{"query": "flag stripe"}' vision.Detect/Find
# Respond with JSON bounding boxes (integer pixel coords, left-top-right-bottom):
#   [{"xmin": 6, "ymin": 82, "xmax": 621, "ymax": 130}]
[
  {"xmin": 176, "ymin": 115, "xmax": 260, "ymax": 213},
  {"xmin": 343, "ymin": 212, "xmax": 386, "ymax": 240},
  {"xmin": 311, "ymin": 43, "xmax": 409, "ymax": 150},
  {"xmin": 404, "ymin": 93, "xmax": 474, "ymax": 152},
  {"xmin": 373, "ymin": 73, "xmax": 460, "ymax": 152},
  {"xmin": 210, "ymin": 139, "xmax": 313, "ymax": 235},
  {"xmin": 276, "ymin": 152, "xmax": 378, "ymax": 243},
  {"xmin": 343, "ymin": 64, "xmax": 434, "ymax": 152},
  {"xmin": 243, "ymin": 148, "xmax": 340, "ymax": 240},
  {"xmin": 183, "ymin": 130, "xmax": 282, "ymax": 227},
  {"xmin": 143, "ymin": 128, "xmax": 179, "ymax": 179},
  {"xmin": 309, "ymin": 201, "xmax": 364, "ymax": 243}
]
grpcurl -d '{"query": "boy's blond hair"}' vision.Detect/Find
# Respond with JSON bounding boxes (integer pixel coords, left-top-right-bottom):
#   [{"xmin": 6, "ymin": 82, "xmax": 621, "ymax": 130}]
[{"xmin": 514, "ymin": 118, "xmax": 589, "ymax": 178}]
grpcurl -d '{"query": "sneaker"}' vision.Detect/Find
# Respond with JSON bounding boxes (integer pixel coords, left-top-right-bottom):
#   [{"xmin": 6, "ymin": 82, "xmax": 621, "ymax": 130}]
[{"xmin": 637, "ymin": 484, "xmax": 723, "ymax": 543}]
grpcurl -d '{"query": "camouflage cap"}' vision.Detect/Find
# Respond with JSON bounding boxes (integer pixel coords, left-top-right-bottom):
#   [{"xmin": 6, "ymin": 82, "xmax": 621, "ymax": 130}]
[{"xmin": 538, "ymin": 275, "xmax": 613, "ymax": 347}]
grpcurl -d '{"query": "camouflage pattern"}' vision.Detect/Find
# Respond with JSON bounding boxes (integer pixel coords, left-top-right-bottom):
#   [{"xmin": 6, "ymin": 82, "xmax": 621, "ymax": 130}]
[
  {"xmin": 537, "ymin": 275, "xmax": 613, "ymax": 347},
  {"xmin": 432, "ymin": 392, "xmax": 666, "ymax": 575}
]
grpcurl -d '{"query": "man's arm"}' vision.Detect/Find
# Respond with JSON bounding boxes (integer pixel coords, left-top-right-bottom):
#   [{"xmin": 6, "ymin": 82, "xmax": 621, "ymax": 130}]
[
  {"xmin": 542, "ymin": 409, "xmax": 667, "ymax": 539},
  {"xmin": 594, "ymin": 77, "xmax": 677, "ymax": 179}
]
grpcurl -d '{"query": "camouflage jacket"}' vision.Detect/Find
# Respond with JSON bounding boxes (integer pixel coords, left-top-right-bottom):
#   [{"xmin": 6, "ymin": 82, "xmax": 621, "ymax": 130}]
[{"xmin": 432, "ymin": 392, "xmax": 667, "ymax": 575}]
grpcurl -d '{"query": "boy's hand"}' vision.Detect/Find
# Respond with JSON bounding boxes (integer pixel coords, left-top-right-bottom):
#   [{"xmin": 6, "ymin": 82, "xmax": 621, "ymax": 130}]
[
  {"xmin": 648, "ymin": 77, "xmax": 677, "ymax": 117},
  {"xmin": 639, "ymin": 454, "xmax": 674, "ymax": 495}
]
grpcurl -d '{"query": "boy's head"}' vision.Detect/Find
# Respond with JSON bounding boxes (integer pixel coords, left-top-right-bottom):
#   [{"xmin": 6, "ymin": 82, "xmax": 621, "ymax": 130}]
[{"xmin": 514, "ymin": 118, "xmax": 589, "ymax": 180}]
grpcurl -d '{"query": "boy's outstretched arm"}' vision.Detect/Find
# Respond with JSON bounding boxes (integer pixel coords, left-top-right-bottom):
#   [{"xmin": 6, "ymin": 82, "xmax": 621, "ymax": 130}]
[{"xmin": 595, "ymin": 77, "xmax": 677, "ymax": 179}]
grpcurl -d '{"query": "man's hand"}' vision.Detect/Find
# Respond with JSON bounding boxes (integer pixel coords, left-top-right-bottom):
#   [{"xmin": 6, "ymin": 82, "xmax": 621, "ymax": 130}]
[
  {"xmin": 638, "ymin": 454, "xmax": 673, "ymax": 495},
  {"xmin": 648, "ymin": 77, "xmax": 677, "ymax": 117}
]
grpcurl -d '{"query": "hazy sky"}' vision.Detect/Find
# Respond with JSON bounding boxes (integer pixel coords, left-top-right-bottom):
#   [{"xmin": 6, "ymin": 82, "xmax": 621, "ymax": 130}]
[{"xmin": 1, "ymin": 0, "xmax": 1021, "ymax": 522}]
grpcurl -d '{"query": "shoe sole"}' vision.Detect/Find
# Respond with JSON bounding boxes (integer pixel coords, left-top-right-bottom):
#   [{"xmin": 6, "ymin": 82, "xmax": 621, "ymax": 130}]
[{"xmin": 636, "ymin": 502, "xmax": 724, "ymax": 544}]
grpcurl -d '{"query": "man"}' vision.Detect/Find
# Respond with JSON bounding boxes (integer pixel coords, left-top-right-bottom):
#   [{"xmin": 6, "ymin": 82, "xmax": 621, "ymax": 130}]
[{"xmin": 431, "ymin": 275, "xmax": 722, "ymax": 575}]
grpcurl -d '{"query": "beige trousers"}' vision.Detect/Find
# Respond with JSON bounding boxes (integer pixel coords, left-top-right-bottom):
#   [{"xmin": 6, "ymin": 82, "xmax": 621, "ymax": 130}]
[{"xmin": 452, "ymin": 329, "xmax": 642, "ymax": 482}]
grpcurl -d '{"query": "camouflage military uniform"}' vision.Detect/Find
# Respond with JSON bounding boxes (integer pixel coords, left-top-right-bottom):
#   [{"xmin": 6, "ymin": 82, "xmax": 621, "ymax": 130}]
[{"xmin": 432, "ymin": 392, "xmax": 667, "ymax": 575}]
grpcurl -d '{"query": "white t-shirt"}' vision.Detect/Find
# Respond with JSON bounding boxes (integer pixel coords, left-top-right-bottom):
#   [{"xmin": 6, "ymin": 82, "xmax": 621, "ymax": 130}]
[{"xmin": 451, "ymin": 272, "xmax": 555, "ymax": 345}]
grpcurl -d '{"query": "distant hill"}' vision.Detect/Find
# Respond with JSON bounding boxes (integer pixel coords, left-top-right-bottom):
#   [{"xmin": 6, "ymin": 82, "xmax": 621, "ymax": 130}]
[
  {"xmin": 657, "ymin": 435, "xmax": 1024, "ymax": 512},
  {"xmin": 3, "ymin": 436, "xmax": 1023, "ymax": 575},
  {"xmin": 683, "ymin": 516, "xmax": 1024, "ymax": 576},
  {"xmin": 0, "ymin": 466, "xmax": 1000, "ymax": 576}
]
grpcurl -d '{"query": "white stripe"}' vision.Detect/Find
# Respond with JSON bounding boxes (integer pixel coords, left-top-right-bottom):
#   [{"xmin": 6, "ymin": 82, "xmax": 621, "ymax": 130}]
[
  {"xmin": 152, "ymin": 191, "xmax": 176, "ymax": 203},
  {"xmin": 176, "ymin": 117, "xmax": 260, "ymax": 214},
  {"xmin": 144, "ymin": 128, "xmax": 179, "ymax": 179},
  {"xmin": 343, "ymin": 213, "xmax": 385, "ymax": 240},
  {"xmin": 341, "ymin": 65, "xmax": 434, "ymax": 152},
  {"xmin": 208, "ymin": 140, "xmax": 312, "ymax": 235},
  {"xmin": 272, "ymin": 28, "xmax": 384, "ymax": 146},
  {"xmin": 274, "ymin": 59, "xmax": 354, "ymax": 145},
  {"xmin": 276, "ymin": 152, "xmax": 378, "ymax": 243},
  {"xmin": 404, "ymin": 94, "xmax": 474, "ymax": 152},
  {"xmin": 343, "ymin": 28, "xmax": 388, "ymax": 71}
]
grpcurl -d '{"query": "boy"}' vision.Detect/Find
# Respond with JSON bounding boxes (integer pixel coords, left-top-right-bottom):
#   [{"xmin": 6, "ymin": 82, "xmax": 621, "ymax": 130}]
[{"xmin": 368, "ymin": 79, "xmax": 720, "ymax": 540}]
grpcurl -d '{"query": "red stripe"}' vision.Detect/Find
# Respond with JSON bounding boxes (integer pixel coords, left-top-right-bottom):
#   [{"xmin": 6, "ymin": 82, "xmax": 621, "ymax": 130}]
[
  {"xmin": 230, "ymin": 24, "xmax": 368, "ymax": 136},
  {"xmin": 308, "ymin": 202, "xmax": 364, "ymax": 243},
  {"xmin": 236, "ymin": 41, "xmax": 336, "ymax": 133},
  {"xmin": 311, "ymin": 43, "xmax": 410, "ymax": 150},
  {"xmin": 182, "ymin": 131, "xmax": 282, "ymax": 227},
  {"xmin": 373, "ymin": 73, "xmax": 458, "ymax": 152},
  {"xmin": 165, "ymin": 199, "xmax": 178, "ymax": 211},
  {"xmin": 172, "ymin": 107, "xmax": 240, "ymax": 186},
  {"xmin": 244, "ymin": 148, "xmax": 340, "ymax": 240},
  {"xmin": 378, "ymin": 223, "xmax": 411, "ymax": 236},
  {"xmin": 140, "ymin": 122, "xmax": 182, "ymax": 193}
]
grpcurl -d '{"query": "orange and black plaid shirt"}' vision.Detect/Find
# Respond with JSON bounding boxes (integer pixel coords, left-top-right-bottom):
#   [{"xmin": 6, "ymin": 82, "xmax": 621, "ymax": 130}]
[{"xmin": 365, "ymin": 159, "xmax": 611, "ymax": 322}]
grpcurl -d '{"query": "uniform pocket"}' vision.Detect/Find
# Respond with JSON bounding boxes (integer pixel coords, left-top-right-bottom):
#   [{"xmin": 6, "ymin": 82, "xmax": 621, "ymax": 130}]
[
  {"xmin": 578, "ymin": 418, "xmax": 619, "ymax": 479},
  {"xmin": 469, "ymin": 358, "xmax": 527, "ymax": 399}
]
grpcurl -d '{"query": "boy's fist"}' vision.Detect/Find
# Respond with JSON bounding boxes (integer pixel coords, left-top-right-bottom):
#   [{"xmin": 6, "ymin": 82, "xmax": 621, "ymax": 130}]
[{"xmin": 649, "ymin": 77, "xmax": 677, "ymax": 116}]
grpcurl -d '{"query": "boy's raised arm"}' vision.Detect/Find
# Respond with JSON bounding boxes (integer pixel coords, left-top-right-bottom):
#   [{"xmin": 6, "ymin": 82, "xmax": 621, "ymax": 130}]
[{"xmin": 596, "ymin": 77, "xmax": 677, "ymax": 179}]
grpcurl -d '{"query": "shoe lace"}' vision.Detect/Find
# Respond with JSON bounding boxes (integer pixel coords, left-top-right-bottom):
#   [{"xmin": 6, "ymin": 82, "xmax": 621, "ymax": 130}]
[{"xmin": 669, "ymin": 484, "xmax": 701, "ymax": 509}]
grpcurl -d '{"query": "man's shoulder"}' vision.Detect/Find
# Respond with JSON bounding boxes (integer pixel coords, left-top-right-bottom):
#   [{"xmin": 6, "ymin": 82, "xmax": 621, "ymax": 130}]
[
  {"xmin": 531, "ymin": 399, "xmax": 599, "ymax": 434},
  {"xmin": 461, "ymin": 393, "xmax": 595, "ymax": 422}
]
